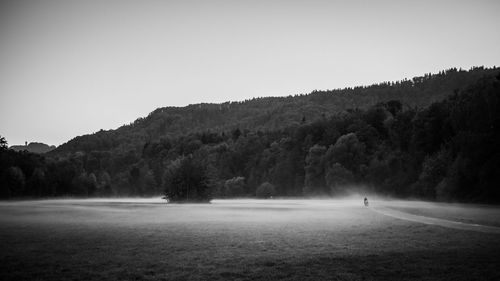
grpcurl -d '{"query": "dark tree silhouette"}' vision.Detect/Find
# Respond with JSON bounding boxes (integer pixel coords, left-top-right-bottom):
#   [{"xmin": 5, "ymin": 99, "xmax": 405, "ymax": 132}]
[
  {"xmin": 0, "ymin": 136, "xmax": 7, "ymax": 150},
  {"xmin": 163, "ymin": 156, "xmax": 211, "ymax": 202},
  {"xmin": 1, "ymin": 68, "xmax": 500, "ymax": 203}
]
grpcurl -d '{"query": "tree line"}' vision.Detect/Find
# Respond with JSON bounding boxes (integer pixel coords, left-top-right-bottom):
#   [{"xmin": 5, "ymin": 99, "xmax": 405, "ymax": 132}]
[{"xmin": 1, "ymin": 68, "xmax": 499, "ymax": 202}]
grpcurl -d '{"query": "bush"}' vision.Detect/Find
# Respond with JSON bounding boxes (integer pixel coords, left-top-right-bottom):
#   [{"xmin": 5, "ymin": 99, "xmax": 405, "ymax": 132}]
[{"xmin": 256, "ymin": 182, "xmax": 276, "ymax": 198}]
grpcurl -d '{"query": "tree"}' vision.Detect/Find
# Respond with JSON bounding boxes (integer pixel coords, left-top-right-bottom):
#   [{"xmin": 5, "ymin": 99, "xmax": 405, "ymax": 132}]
[
  {"xmin": 0, "ymin": 135, "xmax": 7, "ymax": 150},
  {"xmin": 363, "ymin": 106, "xmax": 388, "ymax": 136},
  {"xmin": 325, "ymin": 163, "xmax": 354, "ymax": 195},
  {"xmin": 232, "ymin": 128, "xmax": 241, "ymax": 141},
  {"xmin": 304, "ymin": 145, "xmax": 327, "ymax": 195},
  {"xmin": 411, "ymin": 102, "xmax": 451, "ymax": 154},
  {"xmin": 87, "ymin": 173, "xmax": 98, "ymax": 195},
  {"xmin": 129, "ymin": 166, "xmax": 142, "ymax": 195},
  {"xmin": 72, "ymin": 172, "xmax": 90, "ymax": 196},
  {"xmin": 1, "ymin": 68, "xmax": 499, "ymax": 202},
  {"xmin": 163, "ymin": 156, "xmax": 211, "ymax": 202},
  {"xmin": 29, "ymin": 167, "xmax": 47, "ymax": 196},
  {"xmin": 1, "ymin": 166, "xmax": 25, "ymax": 198},
  {"xmin": 325, "ymin": 133, "xmax": 365, "ymax": 174},
  {"xmin": 385, "ymin": 100, "xmax": 403, "ymax": 116},
  {"xmin": 411, "ymin": 149, "xmax": 450, "ymax": 199},
  {"xmin": 96, "ymin": 171, "xmax": 112, "ymax": 196},
  {"xmin": 144, "ymin": 169, "xmax": 158, "ymax": 195},
  {"xmin": 224, "ymin": 176, "xmax": 246, "ymax": 197},
  {"xmin": 256, "ymin": 182, "xmax": 276, "ymax": 198}
]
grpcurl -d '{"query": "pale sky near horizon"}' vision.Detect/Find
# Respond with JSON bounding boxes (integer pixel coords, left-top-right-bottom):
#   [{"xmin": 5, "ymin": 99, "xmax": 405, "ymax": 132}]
[{"xmin": 1, "ymin": 0, "xmax": 499, "ymax": 146}]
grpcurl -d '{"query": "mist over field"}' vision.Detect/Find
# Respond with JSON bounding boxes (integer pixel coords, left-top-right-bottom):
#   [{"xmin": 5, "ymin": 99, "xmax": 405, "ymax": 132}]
[
  {"xmin": 2, "ymin": 70, "xmax": 499, "ymax": 279},
  {"xmin": 1, "ymin": 1, "xmax": 500, "ymax": 280},
  {"xmin": 1, "ymin": 197, "xmax": 499, "ymax": 280}
]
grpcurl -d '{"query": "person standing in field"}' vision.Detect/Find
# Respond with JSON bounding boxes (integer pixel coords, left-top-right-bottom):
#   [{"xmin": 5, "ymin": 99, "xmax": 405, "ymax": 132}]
[{"xmin": 364, "ymin": 197, "xmax": 369, "ymax": 207}]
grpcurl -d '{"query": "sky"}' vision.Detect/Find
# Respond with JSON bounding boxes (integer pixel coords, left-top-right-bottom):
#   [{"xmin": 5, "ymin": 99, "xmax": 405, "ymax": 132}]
[{"xmin": 1, "ymin": 0, "xmax": 499, "ymax": 146}]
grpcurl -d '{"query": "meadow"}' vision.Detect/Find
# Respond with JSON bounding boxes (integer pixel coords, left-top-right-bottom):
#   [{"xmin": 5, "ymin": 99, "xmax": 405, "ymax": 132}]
[{"xmin": 1, "ymin": 198, "xmax": 499, "ymax": 280}]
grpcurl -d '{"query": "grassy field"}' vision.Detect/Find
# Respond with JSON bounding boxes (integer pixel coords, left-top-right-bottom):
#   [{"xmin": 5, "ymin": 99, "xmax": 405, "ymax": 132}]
[{"xmin": 0, "ymin": 198, "xmax": 499, "ymax": 280}]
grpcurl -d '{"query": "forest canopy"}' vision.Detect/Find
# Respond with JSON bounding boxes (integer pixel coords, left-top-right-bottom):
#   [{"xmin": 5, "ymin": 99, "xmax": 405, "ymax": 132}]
[{"xmin": 1, "ymin": 67, "xmax": 499, "ymax": 203}]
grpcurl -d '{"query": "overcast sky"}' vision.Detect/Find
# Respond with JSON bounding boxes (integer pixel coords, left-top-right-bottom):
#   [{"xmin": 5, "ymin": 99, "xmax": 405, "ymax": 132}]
[{"xmin": 1, "ymin": 0, "xmax": 499, "ymax": 146}]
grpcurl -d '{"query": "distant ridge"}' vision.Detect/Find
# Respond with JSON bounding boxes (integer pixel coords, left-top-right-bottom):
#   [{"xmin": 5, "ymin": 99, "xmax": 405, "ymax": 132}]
[
  {"xmin": 4, "ymin": 66, "xmax": 500, "ymax": 202},
  {"xmin": 52, "ymin": 66, "xmax": 498, "ymax": 155},
  {"xmin": 10, "ymin": 142, "xmax": 56, "ymax": 154}
]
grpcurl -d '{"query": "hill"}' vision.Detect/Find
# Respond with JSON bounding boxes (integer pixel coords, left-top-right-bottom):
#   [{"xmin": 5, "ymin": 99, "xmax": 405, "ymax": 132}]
[
  {"xmin": 51, "ymin": 67, "xmax": 497, "ymax": 156},
  {"xmin": 1, "ymin": 66, "xmax": 499, "ymax": 202},
  {"xmin": 10, "ymin": 142, "xmax": 56, "ymax": 154}
]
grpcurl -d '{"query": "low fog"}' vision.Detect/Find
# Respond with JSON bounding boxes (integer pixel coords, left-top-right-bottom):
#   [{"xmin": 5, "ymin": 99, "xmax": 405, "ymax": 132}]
[
  {"xmin": 1, "ymin": 196, "xmax": 499, "ymax": 234},
  {"xmin": 2, "ymin": 197, "xmax": 500, "ymax": 280}
]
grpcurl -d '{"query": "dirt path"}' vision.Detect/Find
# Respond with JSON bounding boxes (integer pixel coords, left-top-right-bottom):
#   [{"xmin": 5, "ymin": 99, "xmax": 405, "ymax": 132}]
[{"xmin": 371, "ymin": 205, "xmax": 500, "ymax": 234}]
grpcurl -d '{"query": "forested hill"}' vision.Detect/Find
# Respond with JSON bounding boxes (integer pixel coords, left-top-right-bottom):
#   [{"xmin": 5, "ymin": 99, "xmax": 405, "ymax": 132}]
[
  {"xmin": 52, "ymin": 67, "xmax": 497, "ymax": 156},
  {"xmin": 10, "ymin": 142, "xmax": 55, "ymax": 154},
  {"xmin": 2, "ymin": 66, "xmax": 500, "ymax": 201}
]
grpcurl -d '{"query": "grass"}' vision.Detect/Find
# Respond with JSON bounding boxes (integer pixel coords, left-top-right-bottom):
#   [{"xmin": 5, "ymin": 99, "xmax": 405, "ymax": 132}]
[
  {"xmin": 0, "ymin": 198, "xmax": 499, "ymax": 280},
  {"xmin": 384, "ymin": 200, "xmax": 500, "ymax": 227}
]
